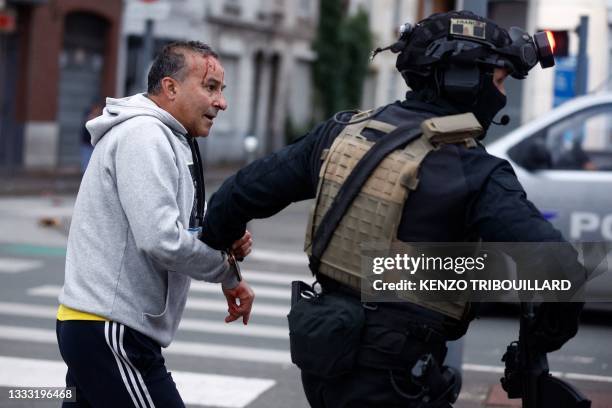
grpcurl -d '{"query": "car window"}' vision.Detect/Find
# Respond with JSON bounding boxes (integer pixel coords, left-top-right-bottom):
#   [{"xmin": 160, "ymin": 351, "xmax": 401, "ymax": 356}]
[
  {"xmin": 544, "ymin": 106, "xmax": 612, "ymax": 171},
  {"xmin": 509, "ymin": 105, "xmax": 612, "ymax": 171}
]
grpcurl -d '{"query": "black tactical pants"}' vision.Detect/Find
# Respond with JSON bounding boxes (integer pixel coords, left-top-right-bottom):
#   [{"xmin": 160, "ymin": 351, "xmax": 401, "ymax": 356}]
[
  {"xmin": 302, "ymin": 366, "xmax": 449, "ymax": 408},
  {"xmin": 296, "ymin": 281, "xmax": 458, "ymax": 408}
]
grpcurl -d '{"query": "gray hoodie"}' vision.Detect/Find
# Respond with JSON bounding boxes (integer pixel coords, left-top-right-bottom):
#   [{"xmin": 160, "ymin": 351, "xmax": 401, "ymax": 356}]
[{"xmin": 59, "ymin": 93, "xmax": 237, "ymax": 347}]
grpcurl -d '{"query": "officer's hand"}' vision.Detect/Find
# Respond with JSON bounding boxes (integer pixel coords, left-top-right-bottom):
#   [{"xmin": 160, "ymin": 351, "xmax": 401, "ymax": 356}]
[
  {"xmin": 231, "ymin": 230, "xmax": 252, "ymax": 260},
  {"xmin": 531, "ymin": 302, "xmax": 584, "ymax": 352},
  {"xmin": 222, "ymin": 281, "xmax": 255, "ymax": 325}
]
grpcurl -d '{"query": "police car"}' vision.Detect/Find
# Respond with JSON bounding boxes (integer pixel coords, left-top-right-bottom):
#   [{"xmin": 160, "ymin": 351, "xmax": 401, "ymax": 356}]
[{"xmin": 487, "ymin": 93, "xmax": 612, "ymax": 306}]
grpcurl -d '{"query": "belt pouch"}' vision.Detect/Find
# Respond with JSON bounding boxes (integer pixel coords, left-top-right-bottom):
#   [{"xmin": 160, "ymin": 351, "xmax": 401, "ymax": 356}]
[{"xmin": 287, "ymin": 292, "xmax": 365, "ymax": 378}]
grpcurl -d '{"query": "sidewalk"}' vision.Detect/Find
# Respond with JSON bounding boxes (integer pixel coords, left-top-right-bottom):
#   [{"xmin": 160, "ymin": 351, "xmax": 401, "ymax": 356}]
[{"xmin": 0, "ymin": 165, "xmax": 242, "ymax": 196}]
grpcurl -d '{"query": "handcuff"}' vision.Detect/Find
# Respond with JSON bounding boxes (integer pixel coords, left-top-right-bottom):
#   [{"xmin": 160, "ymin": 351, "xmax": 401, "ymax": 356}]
[{"xmin": 226, "ymin": 251, "xmax": 243, "ymax": 282}]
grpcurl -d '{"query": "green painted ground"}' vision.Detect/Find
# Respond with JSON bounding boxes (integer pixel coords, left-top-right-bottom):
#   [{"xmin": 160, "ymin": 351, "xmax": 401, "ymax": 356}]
[{"xmin": 0, "ymin": 243, "xmax": 66, "ymax": 258}]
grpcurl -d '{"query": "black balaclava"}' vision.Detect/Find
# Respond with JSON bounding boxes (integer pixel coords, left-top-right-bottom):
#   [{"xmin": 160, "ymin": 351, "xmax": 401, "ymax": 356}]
[
  {"xmin": 470, "ymin": 73, "xmax": 507, "ymax": 131},
  {"xmin": 440, "ymin": 70, "xmax": 507, "ymax": 132}
]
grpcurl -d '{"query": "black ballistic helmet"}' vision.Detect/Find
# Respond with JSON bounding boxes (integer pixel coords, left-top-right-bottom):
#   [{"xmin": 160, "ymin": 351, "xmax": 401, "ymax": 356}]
[{"xmin": 372, "ymin": 10, "xmax": 554, "ymax": 103}]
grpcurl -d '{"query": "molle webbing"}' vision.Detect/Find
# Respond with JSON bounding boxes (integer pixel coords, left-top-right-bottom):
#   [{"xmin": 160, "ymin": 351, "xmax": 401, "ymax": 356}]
[{"xmin": 304, "ymin": 112, "xmax": 482, "ymax": 320}]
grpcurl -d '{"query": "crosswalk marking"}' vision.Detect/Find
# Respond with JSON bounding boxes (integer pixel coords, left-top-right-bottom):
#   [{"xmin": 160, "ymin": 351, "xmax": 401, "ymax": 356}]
[
  {"xmin": 187, "ymin": 298, "xmax": 289, "ymax": 317},
  {"xmin": 27, "ymin": 284, "xmax": 60, "ymax": 297},
  {"xmin": 191, "ymin": 281, "xmax": 290, "ymax": 300},
  {"xmin": 0, "ymin": 301, "xmax": 56, "ymax": 318},
  {"xmin": 0, "ymin": 355, "xmax": 275, "ymax": 408},
  {"xmin": 172, "ymin": 369, "xmax": 275, "ymax": 408},
  {"xmin": 0, "ymin": 324, "xmax": 60, "ymax": 343},
  {"xmin": 179, "ymin": 317, "xmax": 287, "ymax": 339},
  {"xmin": 28, "ymin": 285, "xmax": 291, "ymax": 318},
  {"xmin": 462, "ymin": 363, "xmax": 612, "ymax": 383},
  {"xmin": 0, "ymin": 301, "xmax": 289, "ymax": 339},
  {"xmin": 233, "ymin": 269, "xmax": 310, "ymax": 285},
  {"xmin": 169, "ymin": 340, "xmax": 291, "ymax": 364},
  {"xmin": 564, "ymin": 372, "xmax": 612, "ymax": 383},
  {"xmin": 0, "ymin": 325, "xmax": 292, "ymax": 365},
  {"xmin": 0, "ymin": 257, "xmax": 43, "ymax": 273},
  {"xmin": 249, "ymin": 249, "xmax": 308, "ymax": 266}
]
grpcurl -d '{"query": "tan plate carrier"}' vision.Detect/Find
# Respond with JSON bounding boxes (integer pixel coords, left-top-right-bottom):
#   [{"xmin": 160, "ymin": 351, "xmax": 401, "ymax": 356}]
[{"xmin": 304, "ymin": 112, "xmax": 483, "ymax": 320}]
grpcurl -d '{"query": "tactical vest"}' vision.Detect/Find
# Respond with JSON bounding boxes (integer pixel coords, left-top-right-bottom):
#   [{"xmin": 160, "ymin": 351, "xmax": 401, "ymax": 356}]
[{"xmin": 304, "ymin": 112, "xmax": 483, "ymax": 321}]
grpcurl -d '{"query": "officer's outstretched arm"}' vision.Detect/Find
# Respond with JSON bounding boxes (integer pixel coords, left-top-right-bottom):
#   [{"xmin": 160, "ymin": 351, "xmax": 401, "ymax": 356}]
[{"xmin": 201, "ymin": 120, "xmax": 341, "ymax": 250}]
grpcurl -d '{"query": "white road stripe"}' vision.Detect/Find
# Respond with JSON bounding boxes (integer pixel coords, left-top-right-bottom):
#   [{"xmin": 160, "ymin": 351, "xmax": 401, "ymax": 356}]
[
  {"xmin": 27, "ymin": 285, "xmax": 60, "ymax": 297},
  {"xmin": 249, "ymin": 249, "xmax": 308, "ymax": 266},
  {"xmin": 0, "ymin": 257, "xmax": 43, "ymax": 273},
  {"xmin": 236, "ymin": 269, "xmax": 310, "ymax": 285},
  {"xmin": 0, "ymin": 301, "xmax": 57, "ymax": 318},
  {"xmin": 191, "ymin": 282, "xmax": 290, "ymax": 300},
  {"xmin": 0, "ymin": 325, "xmax": 291, "ymax": 365},
  {"xmin": 28, "ymin": 285, "xmax": 291, "ymax": 318},
  {"xmin": 0, "ymin": 301, "xmax": 289, "ymax": 339},
  {"xmin": 179, "ymin": 318, "xmax": 287, "ymax": 339},
  {"xmin": 186, "ymin": 298, "xmax": 288, "ymax": 318},
  {"xmin": 563, "ymin": 372, "xmax": 612, "ymax": 383},
  {"xmin": 463, "ymin": 363, "xmax": 612, "ymax": 383},
  {"xmin": 168, "ymin": 340, "xmax": 290, "ymax": 364},
  {"xmin": 0, "ymin": 324, "xmax": 56, "ymax": 343},
  {"xmin": 462, "ymin": 363, "xmax": 505, "ymax": 374},
  {"xmin": 549, "ymin": 354, "xmax": 595, "ymax": 365},
  {"xmin": 172, "ymin": 370, "xmax": 275, "ymax": 408},
  {"xmin": 0, "ymin": 355, "xmax": 275, "ymax": 408}
]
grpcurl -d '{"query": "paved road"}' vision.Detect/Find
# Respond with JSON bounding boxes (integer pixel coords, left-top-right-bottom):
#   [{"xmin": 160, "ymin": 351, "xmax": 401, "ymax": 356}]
[{"xmin": 0, "ymin": 193, "xmax": 610, "ymax": 407}]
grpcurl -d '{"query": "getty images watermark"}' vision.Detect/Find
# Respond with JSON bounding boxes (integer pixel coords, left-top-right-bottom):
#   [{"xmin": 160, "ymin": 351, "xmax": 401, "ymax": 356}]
[
  {"xmin": 360, "ymin": 242, "xmax": 611, "ymax": 303},
  {"xmin": 371, "ymin": 252, "xmax": 572, "ymax": 292}
]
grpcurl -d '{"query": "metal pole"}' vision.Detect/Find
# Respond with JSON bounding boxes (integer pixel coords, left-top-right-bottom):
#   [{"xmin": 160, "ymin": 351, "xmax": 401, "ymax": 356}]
[
  {"xmin": 0, "ymin": 32, "xmax": 13, "ymax": 176},
  {"xmin": 0, "ymin": 33, "xmax": 6, "ymax": 175},
  {"xmin": 137, "ymin": 19, "xmax": 154, "ymax": 92},
  {"xmin": 575, "ymin": 15, "xmax": 589, "ymax": 96}
]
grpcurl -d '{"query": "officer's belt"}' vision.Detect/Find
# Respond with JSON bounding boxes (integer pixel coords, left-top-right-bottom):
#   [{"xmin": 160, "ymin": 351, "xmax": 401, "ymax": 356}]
[
  {"xmin": 359, "ymin": 302, "xmax": 448, "ymax": 370},
  {"xmin": 318, "ymin": 277, "xmax": 449, "ymax": 370},
  {"xmin": 319, "ymin": 273, "xmax": 449, "ymax": 334},
  {"xmin": 321, "ymin": 275, "xmax": 447, "ymax": 337}
]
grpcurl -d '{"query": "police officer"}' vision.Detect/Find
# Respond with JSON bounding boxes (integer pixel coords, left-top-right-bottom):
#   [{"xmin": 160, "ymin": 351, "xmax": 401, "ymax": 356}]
[{"xmin": 201, "ymin": 11, "xmax": 585, "ymax": 408}]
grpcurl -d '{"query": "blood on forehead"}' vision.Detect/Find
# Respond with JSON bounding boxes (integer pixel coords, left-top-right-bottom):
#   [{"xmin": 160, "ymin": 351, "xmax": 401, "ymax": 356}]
[{"xmin": 193, "ymin": 54, "xmax": 224, "ymax": 82}]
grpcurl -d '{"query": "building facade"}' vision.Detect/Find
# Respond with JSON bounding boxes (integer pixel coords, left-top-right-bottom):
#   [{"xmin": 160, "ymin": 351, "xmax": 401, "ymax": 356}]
[
  {"xmin": 120, "ymin": 0, "xmax": 319, "ymax": 164},
  {"xmin": 0, "ymin": 0, "xmax": 122, "ymax": 172},
  {"xmin": 350, "ymin": 0, "xmax": 421, "ymax": 110},
  {"xmin": 3, "ymin": 0, "xmax": 609, "ymax": 171}
]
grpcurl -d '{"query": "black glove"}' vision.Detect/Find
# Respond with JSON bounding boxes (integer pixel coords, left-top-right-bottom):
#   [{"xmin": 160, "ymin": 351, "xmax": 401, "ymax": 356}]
[{"xmin": 531, "ymin": 302, "xmax": 584, "ymax": 353}]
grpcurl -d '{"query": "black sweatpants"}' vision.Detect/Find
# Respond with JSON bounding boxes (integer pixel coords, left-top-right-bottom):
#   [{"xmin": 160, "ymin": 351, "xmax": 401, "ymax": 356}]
[{"xmin": 56, "ymin": 320, "xmax": 184, "ymax": 408}]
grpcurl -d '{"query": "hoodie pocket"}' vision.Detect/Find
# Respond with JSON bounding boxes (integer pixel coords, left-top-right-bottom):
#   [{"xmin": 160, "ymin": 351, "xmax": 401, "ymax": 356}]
[
  {"xmin": 142, "ymin": 272, "xmax": 190, "ymax": 326},
  {"xmin": 142, "ymin": 278, "xmax": 171, "ymax": 322}
]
